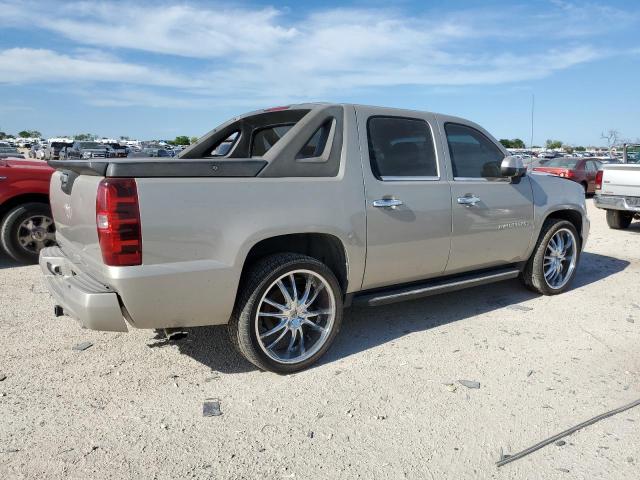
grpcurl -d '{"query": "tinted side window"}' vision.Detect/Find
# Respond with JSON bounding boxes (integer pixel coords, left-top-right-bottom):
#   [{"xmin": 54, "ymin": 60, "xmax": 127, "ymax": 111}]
[
  {"xmin": 210, "ymin": 131, "xmax": 239, "ymax": 157},
  {"xmin": 445, "ymin": 123, "xmax": 505, "ymax": 178},
  {"xmin": 251, "ymin": 124, "xmax": 294, "ymax": 157},
  {"xmin": 297, "ymin": 120, "xmax": 332, "ymax": 159},
  {"xmin": 367, "ymin": 117, "xmax": 437, "ymax": 178}
]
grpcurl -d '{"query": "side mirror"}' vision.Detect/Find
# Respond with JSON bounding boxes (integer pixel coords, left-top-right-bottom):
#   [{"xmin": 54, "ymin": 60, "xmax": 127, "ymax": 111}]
[{"xmin": 501, "ymin": 156, "xmax": 527, "ymax": 179}]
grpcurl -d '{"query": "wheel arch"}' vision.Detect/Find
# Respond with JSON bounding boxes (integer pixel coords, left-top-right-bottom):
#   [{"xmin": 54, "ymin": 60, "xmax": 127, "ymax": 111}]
[
  {"xmin": 239, "ymin": 232, "xmax": 349, "ymax": 295},
  {"xmin": 543, "ymin": 208, "xmax": 583, "ymax": 243},
  {"xmin": 0, "ymin": 193, "xmax": 50, "ymax": 222}
]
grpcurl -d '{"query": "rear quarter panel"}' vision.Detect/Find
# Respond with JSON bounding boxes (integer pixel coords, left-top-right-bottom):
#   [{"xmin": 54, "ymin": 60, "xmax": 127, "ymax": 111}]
[
  {"xmin": 110, "ymin": 105, "xmax": 366, "ymax": 328},
  {"xmin": 0, "ymin": 161, "xmax": 52, "ymax": 206}
]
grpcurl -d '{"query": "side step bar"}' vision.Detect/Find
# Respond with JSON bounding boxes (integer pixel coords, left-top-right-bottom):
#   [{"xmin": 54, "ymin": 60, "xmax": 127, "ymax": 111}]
[{"xmin": 352, "ymin": 267, "xmax": 521, "ymax": 307}]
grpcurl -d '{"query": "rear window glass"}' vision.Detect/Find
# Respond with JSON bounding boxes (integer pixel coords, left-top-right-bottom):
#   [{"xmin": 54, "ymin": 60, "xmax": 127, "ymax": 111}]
[
  {"xmin": 545, "ymin": 158, "xmax": 579, "ymax": 168},
  {"xmin": 211, "ymin": 131, "xmax": 239, "ymax": 157},
  {"xmin": 251, "ymin": 124, "xmax": 294, "ymax": 157},
  {"xmin": 367, "ymin": 117, "xmax": 438, "ymax": 178},
  {"xmin": 297, "ymin": 120, "xmax": 332, "ymax": 159}
]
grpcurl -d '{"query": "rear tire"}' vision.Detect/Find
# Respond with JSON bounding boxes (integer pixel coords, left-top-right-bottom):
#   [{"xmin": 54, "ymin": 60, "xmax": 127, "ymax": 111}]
[
  {"xmin": 228, "ymin": 253, "xmax": 343, "ymax": 373},
  {"xmin": 521, "ymin": 219, "xmax": 580, "ymax": 295},
  {"xmin": 606, "ymin": 210, "xmax": 632, "ymax": 229},
  {"xmin": 0, "ymin": 203, "xmax": 55, "ymax": 263}
]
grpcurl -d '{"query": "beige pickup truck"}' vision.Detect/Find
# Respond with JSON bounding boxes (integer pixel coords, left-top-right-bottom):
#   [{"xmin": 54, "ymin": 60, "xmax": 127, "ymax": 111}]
[{"xmin": 40, "ymin": 103, "xmax": 589, "ymax": 372}]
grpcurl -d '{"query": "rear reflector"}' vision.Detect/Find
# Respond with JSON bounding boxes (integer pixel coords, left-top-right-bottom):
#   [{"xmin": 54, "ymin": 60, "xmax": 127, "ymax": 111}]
[
  {"xmin": 96, "ymin": 178, "xmax": 142, "ymax": 266},
  {"xmin": 595, "ymin": 170, "xmax": 603, "ymax": 190}
]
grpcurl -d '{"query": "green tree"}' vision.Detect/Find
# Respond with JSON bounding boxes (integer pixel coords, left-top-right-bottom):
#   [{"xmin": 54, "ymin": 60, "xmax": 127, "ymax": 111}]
[
  {"xmin": 172, "ymin": 135, "xmax": 191, "ymax": 146},
  {"xmin": 28, "ymin": 130, "xmax": 42, "ymax": 138},
  {"xmin": 546, "ymin": 139, "xmax": 563, "ymax": 149},
  {"xmin": 0, "ymin": 131, "xmax": 6, "ymax": 139},
  {"xmin": 575, "ymin": 146, "xmax": 585, "ymax": 151},
  {"xmin": 190, "ymin": 136, "xmax": 199, "ymax": 144},
  {"xmin": 18, "ymin": 130, "xmax": 30, "ymax": 138},
  {"xmin": 74, "ymin": 133, "xmax": 96, "ymax": 141},
  {"xmin": 499, "ymin": 138, "xmax": 526, "ymax": 149}
]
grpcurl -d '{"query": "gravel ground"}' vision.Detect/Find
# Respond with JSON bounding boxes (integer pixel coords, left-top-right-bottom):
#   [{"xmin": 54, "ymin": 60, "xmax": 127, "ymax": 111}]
[{"xmin": 1, "ymin": 200, "xmax": 639, "ymax": 479}]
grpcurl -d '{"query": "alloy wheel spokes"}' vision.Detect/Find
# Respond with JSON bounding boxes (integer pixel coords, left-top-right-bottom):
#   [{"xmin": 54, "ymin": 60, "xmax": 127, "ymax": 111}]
[
  {"xmin": 543, "ymin": 229, "xmax": 578, "ymax": 289},
  {"xmin": 17, "ymin": 215, "xmax": 56, "ymax": 253},
  {"xmin": 255, "ymin": 269, "xmax": 336, "ymax": 364}
]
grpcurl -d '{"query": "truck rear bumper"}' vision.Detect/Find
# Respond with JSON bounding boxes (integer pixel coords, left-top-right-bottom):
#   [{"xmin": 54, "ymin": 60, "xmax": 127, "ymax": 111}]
[
  {"xmin": 39, "ymin": 246, "xmax": 128, "ymax": 332},
  {"xmin": 594, "ymin": 194, "xmax": 640, "ymax": 212}
]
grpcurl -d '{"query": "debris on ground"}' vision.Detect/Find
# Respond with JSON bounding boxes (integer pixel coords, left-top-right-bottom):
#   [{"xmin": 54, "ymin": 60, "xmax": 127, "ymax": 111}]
[
  {"xmin": 307, "ymin": 431, "xmax": 314, "ymax": 439},
  {"xmin": 527, "ymin": 370, "xmax": 535, "ymax": 377},
  {"xmin": 72, "ymin": 341, "xmax": 93, "ymax": 352},
  {"xmin": 555, "ymin": 440, "xmax": 566, "ymax": 446},
  {"xmin": 507, "ymin": 305, "xmax": 533, "ymax": 312},
  {"xmin": 0, "ymin": 373, "xmax": 6, "ymax": 381},
  {"xmin": 458, "ymin": 380, "xmax": 481, "ymax": 389},
  {"xmin": 164, "ymin": 328, "xmax": 188, "ymax": 341},
  {"xmin": 497, "ymin": 397, "xmax": 640, "ymax": 467},
  {"xmin": 203, "ymin": 398, "xmax": 222, "ymax": 417}
]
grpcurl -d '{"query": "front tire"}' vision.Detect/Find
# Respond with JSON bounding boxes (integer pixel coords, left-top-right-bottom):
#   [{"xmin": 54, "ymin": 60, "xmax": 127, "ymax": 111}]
[
  {"xmin": 521, "ymin": 219, "xmax": 580, "ymax": 295},
  {"xmin": 228, "ymin": 253, "xmax": 343, "ymax": 373},
  {"xmin": 0, "ymin": 203, "xmax": 56, "ymax": 263},
  {"xmin": 606, "ymin": 210, "xmax": 632, "ymax": 230}
]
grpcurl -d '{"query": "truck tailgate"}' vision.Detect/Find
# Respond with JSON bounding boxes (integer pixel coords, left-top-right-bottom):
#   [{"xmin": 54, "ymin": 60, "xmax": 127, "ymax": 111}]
[
  {"xmin": 49, "ymin": 171, "xmax": 106, "ymax": 273},
  {"xmin": 601, "ymin": 164, "xmax": 640, "ymax": 197}
]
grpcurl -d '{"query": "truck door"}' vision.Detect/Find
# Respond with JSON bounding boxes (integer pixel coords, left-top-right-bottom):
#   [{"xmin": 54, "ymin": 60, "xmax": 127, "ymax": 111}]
[
  {"xmin": 437, "ymin": 118, "xmax": 535, "ymax": 274},
  {"xmin": 355, "ymin": 106, "xmax": 452, "ymax": 290}
]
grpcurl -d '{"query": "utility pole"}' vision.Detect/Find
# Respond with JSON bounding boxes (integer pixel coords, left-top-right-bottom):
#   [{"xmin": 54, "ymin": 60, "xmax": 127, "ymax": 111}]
[{"xmin": 530, "ymin": 93, "xmax": 535, "ymax": 149}]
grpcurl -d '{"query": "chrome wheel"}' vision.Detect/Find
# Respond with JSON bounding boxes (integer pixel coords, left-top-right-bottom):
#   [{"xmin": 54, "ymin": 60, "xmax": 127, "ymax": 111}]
[
  {"xmin": 17, "ymin": 215, "xmax": 56, "ymax": 254},
  {"xmin": 543, "ymin": 228, "xmax": 577, "ymax": 289},
  {"xmin": 255, "ymin": 269, "xmax": 336, "ymax": 364}
]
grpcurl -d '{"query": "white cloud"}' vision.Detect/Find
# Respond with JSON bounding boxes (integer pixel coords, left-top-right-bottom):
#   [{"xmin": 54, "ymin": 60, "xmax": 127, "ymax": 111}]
[
  {"xmin": 0, "ymin": 48, "xmax": 204, "ymax": 89},
  {"xmin": 0, "ymin": 1, "xmax": 637, "ymax": 108}
]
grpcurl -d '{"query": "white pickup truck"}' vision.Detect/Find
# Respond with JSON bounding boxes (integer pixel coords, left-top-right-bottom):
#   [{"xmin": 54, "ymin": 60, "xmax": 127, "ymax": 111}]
[{"xmin": 594, "ymin": 163, "xmax": 640, "ymax": 229}]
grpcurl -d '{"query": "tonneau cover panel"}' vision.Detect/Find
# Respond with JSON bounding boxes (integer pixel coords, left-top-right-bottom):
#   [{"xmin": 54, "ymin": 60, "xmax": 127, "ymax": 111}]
[{"xmin": 47, "ymin": 158, "xmax": 267, "ymax": 177}]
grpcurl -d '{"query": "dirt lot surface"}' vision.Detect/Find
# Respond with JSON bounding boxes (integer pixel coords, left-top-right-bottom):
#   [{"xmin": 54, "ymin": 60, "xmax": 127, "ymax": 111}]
[{"xmin": 1, "ymin": 200, "xmax": 639, "ymax": 479}]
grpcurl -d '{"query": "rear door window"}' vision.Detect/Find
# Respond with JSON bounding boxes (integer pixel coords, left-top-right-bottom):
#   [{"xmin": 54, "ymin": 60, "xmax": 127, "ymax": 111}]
[
  {"xmin": 367, "ymin": 117, "xmax": 438, "ymax": 179},
  {"xmin": 445, "ymin": 123, "xmax": 505, "ymax": 178},
  {"xmin": 251, "ymin": 124, "xmax": 295, "ymax": 157}
]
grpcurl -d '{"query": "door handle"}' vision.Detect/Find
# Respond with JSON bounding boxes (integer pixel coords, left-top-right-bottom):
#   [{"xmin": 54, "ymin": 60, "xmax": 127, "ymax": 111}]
[
  {"xmin": 373, "ymin": 198, "xmax": 404, "ymax": 209},
  {"xmin": 457, "ymin": 195, "xmax": 481, "ymax": 206}
]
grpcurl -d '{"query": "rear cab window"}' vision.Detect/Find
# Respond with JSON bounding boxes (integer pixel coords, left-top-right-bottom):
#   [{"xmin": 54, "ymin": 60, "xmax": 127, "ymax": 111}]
[
  {"xmin": 251, "ymin": 125, "xmax": 295, "ymax": 157},
  {"xmin": 367, "ymin": 116, "xmax": 438, "ymax": 179}
]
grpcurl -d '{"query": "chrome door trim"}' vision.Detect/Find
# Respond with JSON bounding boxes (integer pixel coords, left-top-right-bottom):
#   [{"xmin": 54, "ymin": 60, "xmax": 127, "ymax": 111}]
[{"xmin": 380, "ymin": 176, "xmax": 440, "ymax": 182}]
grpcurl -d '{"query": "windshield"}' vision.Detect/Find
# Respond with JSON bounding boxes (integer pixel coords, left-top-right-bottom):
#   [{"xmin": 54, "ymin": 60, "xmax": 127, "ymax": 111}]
[
  {"xmin": 79, "ymin": 142, "xmax": 101, "ymax": 149},
  {"xmin": 544, "ymin": 158, "xmax": 579, "ymax": 168}
]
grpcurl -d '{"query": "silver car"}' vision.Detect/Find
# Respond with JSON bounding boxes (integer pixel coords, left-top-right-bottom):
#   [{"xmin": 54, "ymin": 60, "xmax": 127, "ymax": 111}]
[{"xmin": 41, "ymin": 103, "xmax": 589, "ymax": 372}]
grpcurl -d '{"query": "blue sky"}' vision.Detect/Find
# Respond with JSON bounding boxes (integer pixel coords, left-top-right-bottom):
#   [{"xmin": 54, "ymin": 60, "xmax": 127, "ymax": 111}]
[{"xmin": 0, "ymin": 0, "xmax": 638, "ymax": 146}]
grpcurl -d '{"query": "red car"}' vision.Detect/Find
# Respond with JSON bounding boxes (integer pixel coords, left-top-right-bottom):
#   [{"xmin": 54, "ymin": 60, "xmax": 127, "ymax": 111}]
[
  {"xmin": 532, "ymin": 157, "xmax": 602, "ymax": 194},
  {"xmin": 0, "ymin": 157, "xmax": 55, "ymax": 263}
]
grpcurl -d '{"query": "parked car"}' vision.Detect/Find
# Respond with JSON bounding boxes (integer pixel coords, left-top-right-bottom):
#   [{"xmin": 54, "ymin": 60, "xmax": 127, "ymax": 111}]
[
  {"xmin": 532, "ymin": 157, "xmax": 602, "ymax": 194},
  {"xmin": 103, "ymin": 142, "xmax": 128, "ymax": 158},
  {"xmin": 0, "ymin": 157, "xmax": 55, "ymax": 262},
  {"xmin": 59, "ymin": 141, "xmax": 111, "ymax": 159},
  {"xmin": 41, "ymin": 103, "xmax": 589, "ymax": 373},
  {"xmin": 44, "ymin": 142, "xmax": 71, "ymax": 160},
  {"xmin": 0, "ymin": 147, "xmax": 25, "ymax": 159},
  {"xmin": 594, "ymin": 163, "xmax": 640, "ymax": 229}
]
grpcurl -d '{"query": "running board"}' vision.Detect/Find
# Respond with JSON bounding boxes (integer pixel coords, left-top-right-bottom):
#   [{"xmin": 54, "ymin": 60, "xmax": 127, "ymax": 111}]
[{"xmin": 352, "ymin": 267, "xmax": 521, "ymax": 307}]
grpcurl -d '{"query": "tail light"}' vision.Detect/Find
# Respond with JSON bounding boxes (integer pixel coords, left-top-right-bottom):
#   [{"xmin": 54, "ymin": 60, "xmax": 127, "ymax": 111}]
[
  {"xmin": 565, "ymin": 169, "xmax": 575, "ymax": 179},
  {"xmin": 595, "ymin": 170, "xmax": 603, "ymax": 190},
  {"xmin": 96, "ymin": 178, "xmax": 142, "ymax": 266}
]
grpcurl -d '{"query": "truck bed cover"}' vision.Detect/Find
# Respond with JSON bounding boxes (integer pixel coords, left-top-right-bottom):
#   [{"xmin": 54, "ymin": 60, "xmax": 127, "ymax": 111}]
[{"xmin": 47, "ymin": 158, "xmax": 267, "ymax": 177}]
